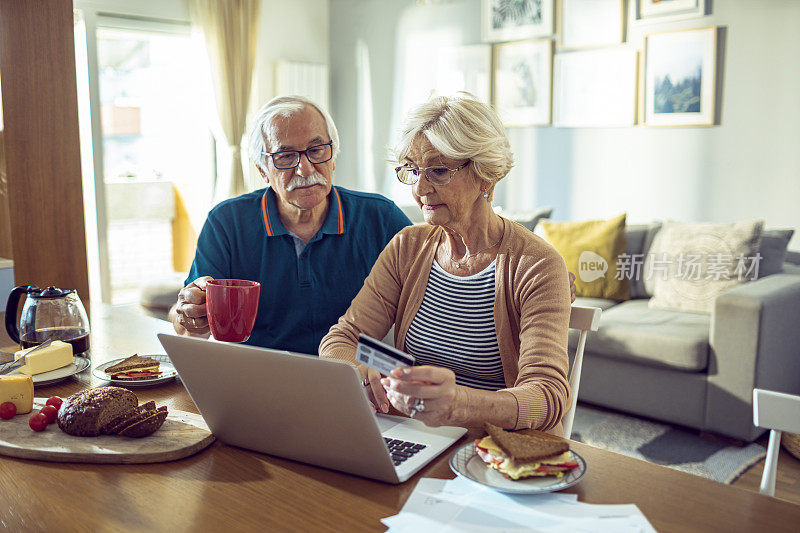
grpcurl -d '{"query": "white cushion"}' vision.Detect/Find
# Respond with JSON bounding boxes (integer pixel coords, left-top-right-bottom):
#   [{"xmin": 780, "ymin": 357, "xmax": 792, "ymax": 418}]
[{"xmin": 645, "ymin": 220, "xmax": 764, "ymax": 313}]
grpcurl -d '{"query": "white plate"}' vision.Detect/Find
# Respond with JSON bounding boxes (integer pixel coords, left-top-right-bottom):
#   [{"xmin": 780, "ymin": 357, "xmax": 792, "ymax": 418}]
[
  {"xmin": 93, "ymin": 355, "xmax": 178, "ymax": 387},
  {"xmin": 449, "ymin": 441, "xmax": 586, "ymax": 494},
  {"xmin": 0, "ymin": 357, "xmax": 91, "ymax": 387}
]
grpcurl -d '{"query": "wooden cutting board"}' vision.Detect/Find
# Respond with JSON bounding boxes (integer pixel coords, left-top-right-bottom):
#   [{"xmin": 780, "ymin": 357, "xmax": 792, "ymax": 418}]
[{"xmin": 0, "ymin": 398, "xmax": 215, "ymax": 464}]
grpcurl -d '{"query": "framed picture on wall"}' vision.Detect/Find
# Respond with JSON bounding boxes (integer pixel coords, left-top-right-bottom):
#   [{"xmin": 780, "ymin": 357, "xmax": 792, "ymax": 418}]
[
  {"xmin": 635, "ymin": 0, "xmax": 707, "ymax": 23},
  {"xmin": 482, "ymin": 0, "xmax": 554, "ymax": 42},
  {"xmin": 559, "ymin": 0, "xmax": 625, "ymax": 50},
  {"xmin": 643, "ymin": 26, "xmax": 717, "ymax": 127},
  {"xmin": 493, "ymin": 39, "xmax": 553, "ymax": 126},
  {"xmin": 553, "ymin": 47, "xmax": 637, "ymax": 127},
  {"xmin": 436, "ymin": 44, "xmax": 492, "ymax": 104}
]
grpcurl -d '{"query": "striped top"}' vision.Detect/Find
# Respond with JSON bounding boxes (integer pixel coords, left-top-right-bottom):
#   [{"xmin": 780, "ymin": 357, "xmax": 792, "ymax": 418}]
[{"xmin": 404, "ymin": 259, "xmax": 505, "ymax": 390}]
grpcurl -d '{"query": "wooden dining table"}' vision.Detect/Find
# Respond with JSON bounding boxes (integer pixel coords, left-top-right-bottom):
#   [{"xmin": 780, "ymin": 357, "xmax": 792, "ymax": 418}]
[{"xmin": 1, "ymin": 305, "xmax": 799, "ymax": 532}]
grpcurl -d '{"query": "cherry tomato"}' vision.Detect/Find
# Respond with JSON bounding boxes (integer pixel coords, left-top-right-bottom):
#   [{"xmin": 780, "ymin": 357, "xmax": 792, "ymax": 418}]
[
  {"xmin": 29, "ymin": 413, "xmax": 48, "ymax": 431},
  {"xmin": 40, "ymin": 405, "xmax": 58, "ymax": 424},
  {"xmin": 45, "ymin": 396, "xmax": 63, "ymax": 410},
  {"xmin": 0, "ymin": 402, "xmax": 17, "ymax": 420}
]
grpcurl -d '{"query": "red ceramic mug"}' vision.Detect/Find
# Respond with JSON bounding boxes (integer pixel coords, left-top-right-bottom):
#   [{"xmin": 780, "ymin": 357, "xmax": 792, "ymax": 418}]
[{"xmin": 205, "ymin": 279, "xmax": 261, "ymax": 342}]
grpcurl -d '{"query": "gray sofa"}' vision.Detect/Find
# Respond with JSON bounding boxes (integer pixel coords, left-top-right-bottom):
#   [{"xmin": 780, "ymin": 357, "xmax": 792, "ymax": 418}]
[{"xmin": 571, "ymin": 224, "xmax": 800, "ymax": 442}]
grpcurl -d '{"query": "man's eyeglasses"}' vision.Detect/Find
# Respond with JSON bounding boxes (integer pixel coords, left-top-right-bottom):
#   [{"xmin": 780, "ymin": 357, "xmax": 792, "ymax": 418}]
[
  {"xmin": 262, "ymin": 141, "xmax": 333, "ymax": 170},
  {"xmin": 395, "ymin": 160, "xmax": 470, "ymax": 186}
]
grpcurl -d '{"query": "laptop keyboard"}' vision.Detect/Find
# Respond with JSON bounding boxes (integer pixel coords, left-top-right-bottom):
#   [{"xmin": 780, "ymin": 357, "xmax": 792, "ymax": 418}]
[{"xmin": 384, "ymin": 438, "xmax": 427, "ymax": 466}]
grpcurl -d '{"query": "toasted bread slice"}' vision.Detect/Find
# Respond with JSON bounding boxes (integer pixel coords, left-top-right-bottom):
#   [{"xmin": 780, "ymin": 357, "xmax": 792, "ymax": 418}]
[
  {"xmin": 484, "ymin": 423, "xmax": 568, "ymax": 462},
  {"xmin": 119, "ymin": 409, "xmax": 168, "ymax": 438},
  {"xmin": 105, "ymin": 354, "xmax": 160, "ymax": 375}
]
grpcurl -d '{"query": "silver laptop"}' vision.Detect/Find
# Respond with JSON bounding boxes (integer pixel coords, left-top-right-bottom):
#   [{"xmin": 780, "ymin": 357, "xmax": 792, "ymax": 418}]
[{"xmin": 157, "ymin": 333, "xmax": 466, "ymax": 483}]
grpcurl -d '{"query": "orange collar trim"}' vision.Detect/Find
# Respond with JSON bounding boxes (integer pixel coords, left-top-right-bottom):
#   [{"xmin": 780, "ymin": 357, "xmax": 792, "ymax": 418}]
[
  {"xmin": 261, "ymin": 191, "xmax": 274, "ymax": 237},
  {"xmin": 332, "ymin": 187, "xmax": 344, "ymax": 234},
  {"xmin": 261, "ymin": 187, "xmax": 344, "ymax": 238}
]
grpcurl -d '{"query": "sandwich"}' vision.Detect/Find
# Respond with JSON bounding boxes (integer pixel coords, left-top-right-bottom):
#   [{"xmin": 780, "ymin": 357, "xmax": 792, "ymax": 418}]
[
  {"xmin": 475, "ymin": 423, "xmax": 579, "ymax": 480},
  {"xmin": 104, "ymin": 354, "xmax": 162, "ymax": 380}
]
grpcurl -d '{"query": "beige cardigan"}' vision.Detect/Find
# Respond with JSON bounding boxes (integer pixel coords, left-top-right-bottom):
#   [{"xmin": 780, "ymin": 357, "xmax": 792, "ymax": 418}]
[{"xmin": 319, "ymin": 218, "xmax": 572, "ymax": 433}]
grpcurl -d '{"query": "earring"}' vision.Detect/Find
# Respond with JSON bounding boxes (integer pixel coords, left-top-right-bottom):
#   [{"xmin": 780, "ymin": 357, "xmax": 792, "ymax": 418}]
[{"xmin": 482, "ymin": 189, "xmax": 489, "ymax": 199}]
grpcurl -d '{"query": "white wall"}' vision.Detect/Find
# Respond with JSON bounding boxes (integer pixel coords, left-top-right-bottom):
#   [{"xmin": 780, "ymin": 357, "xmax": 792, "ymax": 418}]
[
  {"xmin": 329, "ymin": 0, "xmax": 800, "ymax": 249},
  {"xmin": 245, "ymin": 0, "xmax": 329, "ymax": 187}
]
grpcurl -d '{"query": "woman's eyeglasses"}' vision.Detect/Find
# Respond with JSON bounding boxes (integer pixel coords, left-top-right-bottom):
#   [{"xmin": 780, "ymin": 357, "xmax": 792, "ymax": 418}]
[{"xmin": 395, "ymin": 160, "xmax": 470, "ymax": 186}]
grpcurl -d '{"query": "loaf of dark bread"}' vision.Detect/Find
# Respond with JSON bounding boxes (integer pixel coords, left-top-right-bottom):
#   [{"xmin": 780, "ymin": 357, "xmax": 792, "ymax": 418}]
[
  {"xmin": 57, "ymin": 387, "xmax": 138, "ymax": 437},
  {"xmin": 118, "ymin": 409, "xmax": 168, "ymax": 438}
]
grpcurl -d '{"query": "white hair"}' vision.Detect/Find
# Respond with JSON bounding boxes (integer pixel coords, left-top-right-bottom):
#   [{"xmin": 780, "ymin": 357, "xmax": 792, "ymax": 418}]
[
  {"xmin": 248, "ymin": 95, "xmax": 340, "ymax": 173},
  {"xmin": 393, "ymin": 94, "xmax": 513, "ymax": 201}
]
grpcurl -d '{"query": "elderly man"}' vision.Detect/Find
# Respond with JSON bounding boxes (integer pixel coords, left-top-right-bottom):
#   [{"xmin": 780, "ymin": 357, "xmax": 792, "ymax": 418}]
[{"xmin": 169, "ymin": 95, "xmax": 411, "ymax": 354}]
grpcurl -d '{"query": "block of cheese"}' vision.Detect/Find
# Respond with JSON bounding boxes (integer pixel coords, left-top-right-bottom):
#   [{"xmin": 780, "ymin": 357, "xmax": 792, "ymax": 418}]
[
  {"xmin": 14, "ymin": 340, "xmax": 74, "ymax": 375},
  {"xmin": 0, "ymin": 375, "xmax": 34, "ymax": 413}
]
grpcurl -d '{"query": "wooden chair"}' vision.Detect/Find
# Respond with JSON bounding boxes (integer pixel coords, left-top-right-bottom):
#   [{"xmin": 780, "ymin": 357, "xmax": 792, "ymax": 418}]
[
  {"xmin": 562, "ymin": 306, "xmax": 602, "ymax": 439},
  {"xmin": 752, "ymin": 388, "xmax": 800, "ymax": 497}
]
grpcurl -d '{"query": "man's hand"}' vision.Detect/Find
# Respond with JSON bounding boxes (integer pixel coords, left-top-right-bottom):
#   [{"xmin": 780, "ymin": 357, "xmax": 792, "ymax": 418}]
[
  {"xmin": 358, "ymin": 364, "xmax": 391, "ymax": 414},
  {"xmin": 568, "ymin": 271, "xmax": 577, "ymax": 303},
  {"xmin": 170, "ymin": 276, "xmax": 213, "ymax": 336}
]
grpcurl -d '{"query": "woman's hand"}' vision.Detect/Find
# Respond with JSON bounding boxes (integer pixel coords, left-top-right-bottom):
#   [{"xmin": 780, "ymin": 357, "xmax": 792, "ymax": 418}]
[
  {"xmin": 358, "ymin": 364, "xmax": 391, "ymax": 414},
  {"xmin": 381, "ymin": 366, "xmax": 468, "ymax": 427},
  {"xmin": 172, "ymin": 276, "xmax": 213, "ymax": 336}
]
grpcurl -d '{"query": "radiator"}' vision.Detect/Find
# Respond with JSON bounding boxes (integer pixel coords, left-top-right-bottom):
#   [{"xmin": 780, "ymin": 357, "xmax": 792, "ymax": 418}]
[{"xmin": 275, "ymin": 61, "xmax": 329, "ymax": 109}]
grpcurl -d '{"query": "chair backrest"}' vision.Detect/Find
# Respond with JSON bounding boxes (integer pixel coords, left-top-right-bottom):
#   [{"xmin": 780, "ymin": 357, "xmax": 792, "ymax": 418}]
[
  {"xmin": 753, "ymin": 388, "xmax": 800, "ymax": 496},
  {"xmin": 562, "ymin": 306, "xmax": 602, "ymax": 439}
]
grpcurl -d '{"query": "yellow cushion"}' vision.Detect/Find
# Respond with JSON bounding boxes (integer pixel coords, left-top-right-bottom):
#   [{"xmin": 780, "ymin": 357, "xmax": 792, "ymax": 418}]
[
  {"xmin": 171, "ymin": 184, "xmax": 198, "ymax": 273},
  {"xmin": 540, "ymin": 213, "xmax": 630, "ymax": 301}
]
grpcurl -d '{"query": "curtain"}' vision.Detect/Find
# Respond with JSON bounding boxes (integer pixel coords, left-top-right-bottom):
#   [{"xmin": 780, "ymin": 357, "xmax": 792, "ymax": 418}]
[{"xmin": 190, "ymin": 0, "xmax": 261, "ymax": 201}]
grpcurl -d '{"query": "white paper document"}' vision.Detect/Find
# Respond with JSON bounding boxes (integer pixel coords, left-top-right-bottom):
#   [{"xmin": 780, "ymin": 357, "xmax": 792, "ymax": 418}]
[{"xmin": 382, "ymin": 477, "xmax": 656, "ymax": 533}]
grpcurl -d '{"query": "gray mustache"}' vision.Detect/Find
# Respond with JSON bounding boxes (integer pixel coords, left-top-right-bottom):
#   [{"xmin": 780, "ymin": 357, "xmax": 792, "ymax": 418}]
[{"xmin": 286, "ymin": 173, "xmax": 327, "ymax": 191}]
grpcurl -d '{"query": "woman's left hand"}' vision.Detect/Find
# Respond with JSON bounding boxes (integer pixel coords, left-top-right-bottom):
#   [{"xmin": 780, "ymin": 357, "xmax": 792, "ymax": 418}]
[{"xmin": 381, "ymin": 366, "xmax": 467, "ymax": 427}]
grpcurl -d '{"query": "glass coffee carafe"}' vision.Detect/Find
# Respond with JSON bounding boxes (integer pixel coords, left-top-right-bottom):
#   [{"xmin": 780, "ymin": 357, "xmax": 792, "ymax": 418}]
[{"xmin": 5, "ymin": 285, "xmax": 91, "ymax": 355}]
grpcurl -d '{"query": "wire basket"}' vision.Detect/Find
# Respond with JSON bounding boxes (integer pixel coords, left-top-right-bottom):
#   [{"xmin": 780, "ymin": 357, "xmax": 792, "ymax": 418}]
[{"xmin": 783, "ymin": 432, "xmax": 800, "ymax": 461}]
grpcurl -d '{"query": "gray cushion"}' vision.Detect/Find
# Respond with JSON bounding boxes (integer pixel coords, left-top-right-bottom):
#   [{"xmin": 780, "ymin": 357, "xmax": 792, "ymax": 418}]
[
  {"xmin": 139, "ymin": 276, "xmax": 185, "ymax": 310},
  {"xmin": 782, "ymin": 263, "xmax": 800, "ymax": 276},
  {"xmin": 570, "ymin": 299, "xmax": 710, "ymax": 372},
  {"xmin": 625, "ymin": 225, "xmax": 647, "ymax": 298},
  {"xmin": 632, "ymin": 222, "xmax": 662, "ymax": 298},
  {"xmin": 502, "ymin": 206, "xmax": 553, "ymax": 232},
  {"xmin": 625, "ymin": 225, "xmax": 648, "ymax": 256},
  {"xmin": 758, "ymin": 229, "xmax": 794, "ymax": 278}
]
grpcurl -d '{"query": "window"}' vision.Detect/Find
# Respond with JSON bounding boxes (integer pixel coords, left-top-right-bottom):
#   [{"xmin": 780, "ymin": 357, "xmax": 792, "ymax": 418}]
[{"xmin": 94, "ymin": 23, "xmax": 215, "ymax": 304}]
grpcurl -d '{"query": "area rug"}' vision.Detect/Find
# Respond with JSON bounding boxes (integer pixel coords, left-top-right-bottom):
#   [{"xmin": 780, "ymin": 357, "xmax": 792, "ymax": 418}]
[{"xmin": 571, "ymin": 405, "xmax": 766, "ymax": 484}]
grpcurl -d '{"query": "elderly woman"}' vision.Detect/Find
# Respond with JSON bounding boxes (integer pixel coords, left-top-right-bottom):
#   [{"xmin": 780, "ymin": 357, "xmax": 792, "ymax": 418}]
[{"xmin": 319, "ymin": 95, "xmax": 572, "ymax": 434}]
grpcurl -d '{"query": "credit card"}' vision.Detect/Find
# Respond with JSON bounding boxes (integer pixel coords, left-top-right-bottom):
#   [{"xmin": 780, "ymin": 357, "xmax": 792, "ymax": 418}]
[{"xmin": 356, "ymin": 333, "xmax": 415, "ymax": 376}]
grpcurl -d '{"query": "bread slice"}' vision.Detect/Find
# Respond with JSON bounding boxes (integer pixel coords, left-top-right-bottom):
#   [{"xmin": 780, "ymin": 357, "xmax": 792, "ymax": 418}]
[
  {"xmin": 100, "ymin": 401, "xmax": 157, "ymax": 434},
  {"xmin": 105, "ymin": 354, "xmax": 160, "ymax": 375},
  {"xmin": 119, "ymin": 409, "xmax": 168, "ymax": 438},
  {"xmin": 484, "ymin": 423, "xmax": 569, "ymax": 462},
  {"xmin": 138, "ymin": 401, "xmax": 156, "ymax": 412},
  {"xmin": 105, "ymin": 410, "xmax": 151, "ymax": 435}
]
